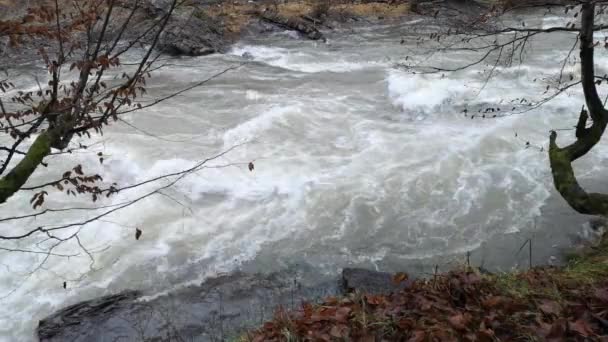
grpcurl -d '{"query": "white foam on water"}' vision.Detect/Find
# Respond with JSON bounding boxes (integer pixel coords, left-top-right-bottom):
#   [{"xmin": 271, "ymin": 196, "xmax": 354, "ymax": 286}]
[
  {"xmin": 222, "ymin": 104, "xmax": 295, "ymax": 146},
  {"xmin": 230, "ymin": 44, "xmax": 383, "ymax": 73},
  {"xmin": 386, "ymin": 70, "xmax": 472, "ymax": 113},
  {"xmin": 245, "ymin": 89, "xmax": 263, "ymax": 101}
]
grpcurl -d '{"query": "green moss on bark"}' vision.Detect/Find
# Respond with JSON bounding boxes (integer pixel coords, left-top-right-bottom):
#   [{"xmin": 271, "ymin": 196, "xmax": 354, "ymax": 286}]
[{"xmin": 0, "ymin": 132, "xmax": 51, "ymax": 204}]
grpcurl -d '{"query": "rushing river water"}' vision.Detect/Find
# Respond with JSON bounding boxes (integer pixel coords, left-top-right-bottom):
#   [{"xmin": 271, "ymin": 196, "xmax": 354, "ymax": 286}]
[{"xmin": 1, "ymin": 14, "xmax": 607, "ymax": 341}]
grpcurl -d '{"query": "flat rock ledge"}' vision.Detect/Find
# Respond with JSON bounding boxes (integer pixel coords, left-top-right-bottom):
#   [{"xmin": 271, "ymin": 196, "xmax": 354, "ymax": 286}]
[{"xmin": 38, "ymin": 268, "xmax": 405, "ymax": 341}]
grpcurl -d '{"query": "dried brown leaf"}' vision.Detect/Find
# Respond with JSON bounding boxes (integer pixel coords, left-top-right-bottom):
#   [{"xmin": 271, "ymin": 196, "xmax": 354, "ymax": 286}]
[
  {"xmin": 448, "ymin": 313, "xmax": 468, "ymax": 331},
  {"xmin": 539, "ymin": 300, "xmax": 561, "ymax": 316},
  {"xmin": 330, "ymin": 325, "xmax": 348, "ymax": 339},
  {"xmin": 408, "ymin": 330, "xmax": 425, "ymax": 342},
  {"xmin": 570, "ymin": 319, "xmax": 594, "ymax": 338}
]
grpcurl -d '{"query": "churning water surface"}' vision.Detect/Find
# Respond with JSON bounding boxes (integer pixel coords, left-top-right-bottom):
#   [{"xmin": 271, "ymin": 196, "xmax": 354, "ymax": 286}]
[{"xmin": 1, "ymin": 15, "xmax": 606, "ymax": 340}]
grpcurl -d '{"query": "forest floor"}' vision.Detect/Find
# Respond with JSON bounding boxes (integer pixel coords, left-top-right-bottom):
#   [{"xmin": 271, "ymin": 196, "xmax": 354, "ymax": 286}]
[{"xmin": 244, "ymin": 234, "xmax": 608, "ymax": 341}]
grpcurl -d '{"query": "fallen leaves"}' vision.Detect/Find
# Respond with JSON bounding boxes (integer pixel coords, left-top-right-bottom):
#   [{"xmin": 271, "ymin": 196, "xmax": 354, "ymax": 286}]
[
  {"xmin": 448, "ymin": 313, "xmax": 470, "ymax": 331},
  {"xmin": 248, "ymin": 270, "xmax": 608, "ymax": 341},
  {"xmin": 570, "ymin": 319, "xmax": 595, "ymax": 338},
  {"xmin": 539, "ymin": 300, "xmax": 561, "ymax": 316},
  {"xmin": 329, "ymin": 324, "xmax": 348, "ymax": 338},
  {"xmin": 596, "ymin": 288, "xmax": 608, "ymax": 302},
  {"xmin": 481, "ymin": 295, "xmax": 503, "ymax": 308}
]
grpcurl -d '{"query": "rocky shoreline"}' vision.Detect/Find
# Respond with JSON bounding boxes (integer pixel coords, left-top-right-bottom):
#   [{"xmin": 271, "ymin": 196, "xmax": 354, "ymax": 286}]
[
  {"xmin": 149, "ymin": 0, "xmax": 488, "ymax": 57},
  {"xmin": 37, "ymin": 268, "xmax": 406, "ymax": 341},
  {"xmin": 0, "ymin": 0, "xmax": 490, "ymax": 62}
]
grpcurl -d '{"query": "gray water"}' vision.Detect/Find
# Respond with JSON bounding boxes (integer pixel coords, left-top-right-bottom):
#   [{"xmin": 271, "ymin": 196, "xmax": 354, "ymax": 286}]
[{"xmin": 1, "ymin": 15, "xmax": 606, "ymax": 341}]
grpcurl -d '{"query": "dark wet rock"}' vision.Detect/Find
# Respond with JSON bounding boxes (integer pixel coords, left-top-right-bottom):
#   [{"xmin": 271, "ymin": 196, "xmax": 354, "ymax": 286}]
[
  {"xmin": 37, "ymin": 272, "xmax": 339, "ymax": 342},
  {"xmin": 113, "ymin": 0, "xmax": 228, "ymax": 56},
  {"xmin": 590, "ymin": 217, "xmax": 608, "ymax": 231},
  {"xmin": 38, "ymin": 291, "xmax": 142, "ymax": 341},
  {"xmin": 37, "ymin": 267, "xmax": 407, "ymax": 341},
  {"xmin": 0, "ymin": 37, "xmax": 7, "ymax": 57},
  {"xmin": 342, "ymin": 268, "xmax": 409, "ymax": 294},
  {"xmin": 146, "ymin": 0, "xmax": 175, "ymax": 15},
  {"xmin": 155, "ymin": 8, "xmax": 226, "ymax": 56}
]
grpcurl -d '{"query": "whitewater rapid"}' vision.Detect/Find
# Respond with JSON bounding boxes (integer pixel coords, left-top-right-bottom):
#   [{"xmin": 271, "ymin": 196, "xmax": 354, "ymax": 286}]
[{"xmin": 1, "ymin": 18, "xmax": 606, "ymax": 340}]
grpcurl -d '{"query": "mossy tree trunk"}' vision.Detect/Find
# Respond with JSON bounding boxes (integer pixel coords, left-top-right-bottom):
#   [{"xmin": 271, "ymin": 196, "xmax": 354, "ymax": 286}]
[
  {"xmin": 0, "ymin": 120, "xmax": 71, "ymax": 205},
  {"xmin": 549, "ymin": 2, "xmax": 608, "ymax": 216},
  {"xmin": 0, "ymin": 133, "xmax": 52, "ymax": 204},
  {"xmin": 0, "ymin": 0, "xmax": 177, "ymax": 207}
]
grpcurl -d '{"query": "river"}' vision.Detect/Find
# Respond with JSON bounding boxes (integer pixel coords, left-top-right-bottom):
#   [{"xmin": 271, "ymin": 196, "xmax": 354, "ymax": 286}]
[{"xmin": 1, "ymin": 14, "xmax": 606, "ymax": 341}]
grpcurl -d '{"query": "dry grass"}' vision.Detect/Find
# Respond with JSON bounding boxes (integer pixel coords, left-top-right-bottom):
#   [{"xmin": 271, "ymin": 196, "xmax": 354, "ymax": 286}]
[
  {"xmin": 204, "ymin": 3, "xmax": 258, "ymax": 35},
  {"xmin": 1, "ymin": 0, "xmax": 411, "ymax": 34},
  {"xmin": 334, "ymin": 3, "xmax": 410, "ymax": 18},
  {"xmin": 203, "ymin": 1, "xmax": 411, "ymax": 35},
  {"xmin": 275, "ymin": 2, "xmax": 315, "ymax": 17}
]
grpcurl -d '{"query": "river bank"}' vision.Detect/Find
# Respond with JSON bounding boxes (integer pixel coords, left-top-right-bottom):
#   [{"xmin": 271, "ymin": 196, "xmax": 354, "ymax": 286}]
[
  {"xmin": 37, "ymin": 267, "xmax": 413, "ymax": 341},
  {"xmin": 36, "ymin": 231, "xmax": 608, "ymax": 341},
  {"xmin": 0, "ymin": 0, "xmax": 483, "ymax": 62},
  {"xmin": 248, "ymin": 233, "xmax": 608, "ymax": 341}
]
